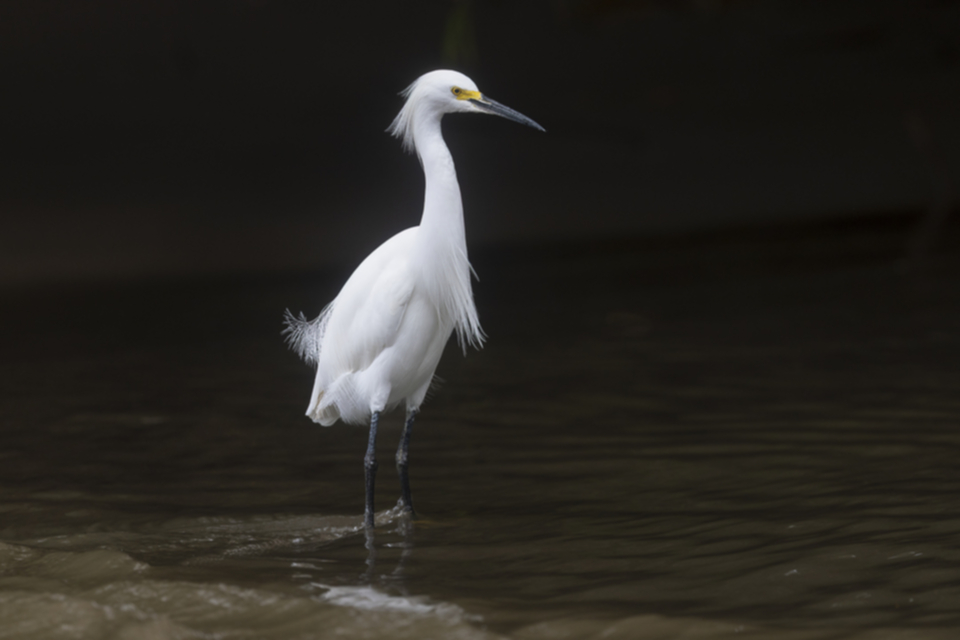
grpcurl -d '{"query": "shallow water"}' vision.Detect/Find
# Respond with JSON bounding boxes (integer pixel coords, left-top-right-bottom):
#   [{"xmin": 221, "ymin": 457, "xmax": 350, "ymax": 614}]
[{"xmin": 2, "ymin": 226, "xmax": 960, "ymax": 639}]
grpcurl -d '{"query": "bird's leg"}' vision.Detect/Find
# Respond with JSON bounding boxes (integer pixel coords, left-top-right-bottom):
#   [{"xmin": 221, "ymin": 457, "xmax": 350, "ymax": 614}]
[
  {"xmin": 396, "ymin": 408, "xmax": 417, "ymax": 517},
  {"xmin": 364, "ymin": 411, "xmax": 380, "ymax": 529}
]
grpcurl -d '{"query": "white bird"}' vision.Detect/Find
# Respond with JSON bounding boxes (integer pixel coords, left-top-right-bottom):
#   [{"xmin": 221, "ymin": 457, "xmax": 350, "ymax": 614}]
[{"xmin": 284, "ymin": 69, "xmax": 543, "ymax": 528}]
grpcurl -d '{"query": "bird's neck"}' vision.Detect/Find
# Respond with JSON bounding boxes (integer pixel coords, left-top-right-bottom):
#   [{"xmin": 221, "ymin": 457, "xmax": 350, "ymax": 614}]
[
  {"xmin": 409, "ymin": 110, "xmax": 483, "ymax": 348},
  {"xmin": 415, "ymin": 117, "xmax": 466, "ymax": 253}
]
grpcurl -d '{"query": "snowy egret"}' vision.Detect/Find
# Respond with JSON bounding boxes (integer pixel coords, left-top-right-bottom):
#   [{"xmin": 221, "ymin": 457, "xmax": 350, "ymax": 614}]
[{"xmin": 284, "ymin": 70, "xmax": 543, "ymax": 529}]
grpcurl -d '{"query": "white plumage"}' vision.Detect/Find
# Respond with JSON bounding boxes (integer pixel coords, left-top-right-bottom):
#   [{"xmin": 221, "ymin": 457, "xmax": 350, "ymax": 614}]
[{"xmin": 284, "ymin": 69, "xmax": 543, "ymax": 527}]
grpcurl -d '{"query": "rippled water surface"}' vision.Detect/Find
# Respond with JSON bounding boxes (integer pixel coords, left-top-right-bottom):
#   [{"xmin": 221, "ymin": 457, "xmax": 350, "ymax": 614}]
[{"xmin": 2, "ymin": 227, "xmax": 960, "ymax": 639}]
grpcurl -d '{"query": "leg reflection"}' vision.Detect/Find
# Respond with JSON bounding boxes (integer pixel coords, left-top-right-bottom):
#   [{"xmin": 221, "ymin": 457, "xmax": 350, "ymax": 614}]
[
  {"xmin": 389, "ymin": 512, "xmax": 415, "ymax": 595},
  {"xmin": 361, "ymin": 511, "xmax": 416, "ymax": 590},
  {"xmin": 363, "ymin": 526, "xmax": 377, "ymax": 583}
]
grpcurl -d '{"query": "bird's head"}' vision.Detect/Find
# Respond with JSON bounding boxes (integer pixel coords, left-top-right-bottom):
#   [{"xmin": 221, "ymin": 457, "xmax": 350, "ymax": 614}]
[{"xmin": 388, "ymin": 69, "xmax": 544, "ymax": 154}]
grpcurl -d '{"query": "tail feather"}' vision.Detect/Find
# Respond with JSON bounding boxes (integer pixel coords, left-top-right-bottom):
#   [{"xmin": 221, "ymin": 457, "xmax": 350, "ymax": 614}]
[
  {"xmin": 282, "ymin": 304, "xmax": 334, "ymax": 367},
  {"xmin": 306, "ymin": 389, "xmax": 340, "ymax": 426},
  {"xmin": 308, "ymin": 372, "xmax": 369, "ymax": 426}
]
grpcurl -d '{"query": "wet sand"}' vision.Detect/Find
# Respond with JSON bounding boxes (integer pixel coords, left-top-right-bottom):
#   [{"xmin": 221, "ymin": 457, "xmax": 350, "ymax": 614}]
[{"xmin": 1, "ymin": 218, "xmax": 959, "ymax": 639}]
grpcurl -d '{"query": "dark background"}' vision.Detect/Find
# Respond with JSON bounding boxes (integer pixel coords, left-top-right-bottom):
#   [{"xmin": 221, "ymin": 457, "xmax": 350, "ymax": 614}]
[{"xmin": 1, "ymin": 0, "xmax": 958, "ymax": 286}]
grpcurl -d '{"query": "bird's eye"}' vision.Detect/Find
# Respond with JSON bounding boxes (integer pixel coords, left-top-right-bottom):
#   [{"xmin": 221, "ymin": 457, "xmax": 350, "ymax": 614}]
[{"xmin": 452, "ymin": 87, "xmax": 461, "ymax": 96}]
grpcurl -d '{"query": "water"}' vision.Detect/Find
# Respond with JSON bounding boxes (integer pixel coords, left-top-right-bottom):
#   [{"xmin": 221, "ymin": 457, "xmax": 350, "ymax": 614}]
[{"xmin": 2, "ymin": 224, "xmax": 960, "ymax": 639}]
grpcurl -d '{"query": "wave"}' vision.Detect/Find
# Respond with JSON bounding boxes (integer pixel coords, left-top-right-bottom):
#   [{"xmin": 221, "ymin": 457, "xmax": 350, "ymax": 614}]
[{"xmin": 0, "ymin": 507, "xmax": 502, "ymax": 640}]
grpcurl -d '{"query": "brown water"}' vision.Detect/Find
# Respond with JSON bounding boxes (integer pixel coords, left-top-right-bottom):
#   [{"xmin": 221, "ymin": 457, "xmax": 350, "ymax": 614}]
[{"xmin": 2, "ymin": 224, "xmax": 960, "ymax": 639}]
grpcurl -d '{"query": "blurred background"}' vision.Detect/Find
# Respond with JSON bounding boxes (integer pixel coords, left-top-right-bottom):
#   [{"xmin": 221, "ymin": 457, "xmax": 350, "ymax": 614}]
[{"xmin": 2, "ymin": 0, "xmax": 958, "ymax": 286}]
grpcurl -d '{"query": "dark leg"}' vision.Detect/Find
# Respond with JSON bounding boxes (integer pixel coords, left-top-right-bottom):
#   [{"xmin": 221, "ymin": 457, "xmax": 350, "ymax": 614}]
[
  {"xmin": 396, "ymin": 409, "xmax": 417, "ymax": 516},
  {"xmin": 364, "ymin": 411, "xmax": 380, "ymax": 529}
]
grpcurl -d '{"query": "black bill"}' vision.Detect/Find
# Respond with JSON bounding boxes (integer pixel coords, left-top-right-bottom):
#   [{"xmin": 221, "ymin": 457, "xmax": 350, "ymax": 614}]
[{"xmin": 470, "ymin": 95, "xmax": 546, "ymax": 132}]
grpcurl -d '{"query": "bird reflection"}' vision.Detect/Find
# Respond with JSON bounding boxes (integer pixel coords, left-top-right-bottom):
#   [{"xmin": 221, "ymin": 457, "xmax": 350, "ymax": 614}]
[{"xmin": 363, "ymin": 509, "xmax": 416, "ymax": 589}]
